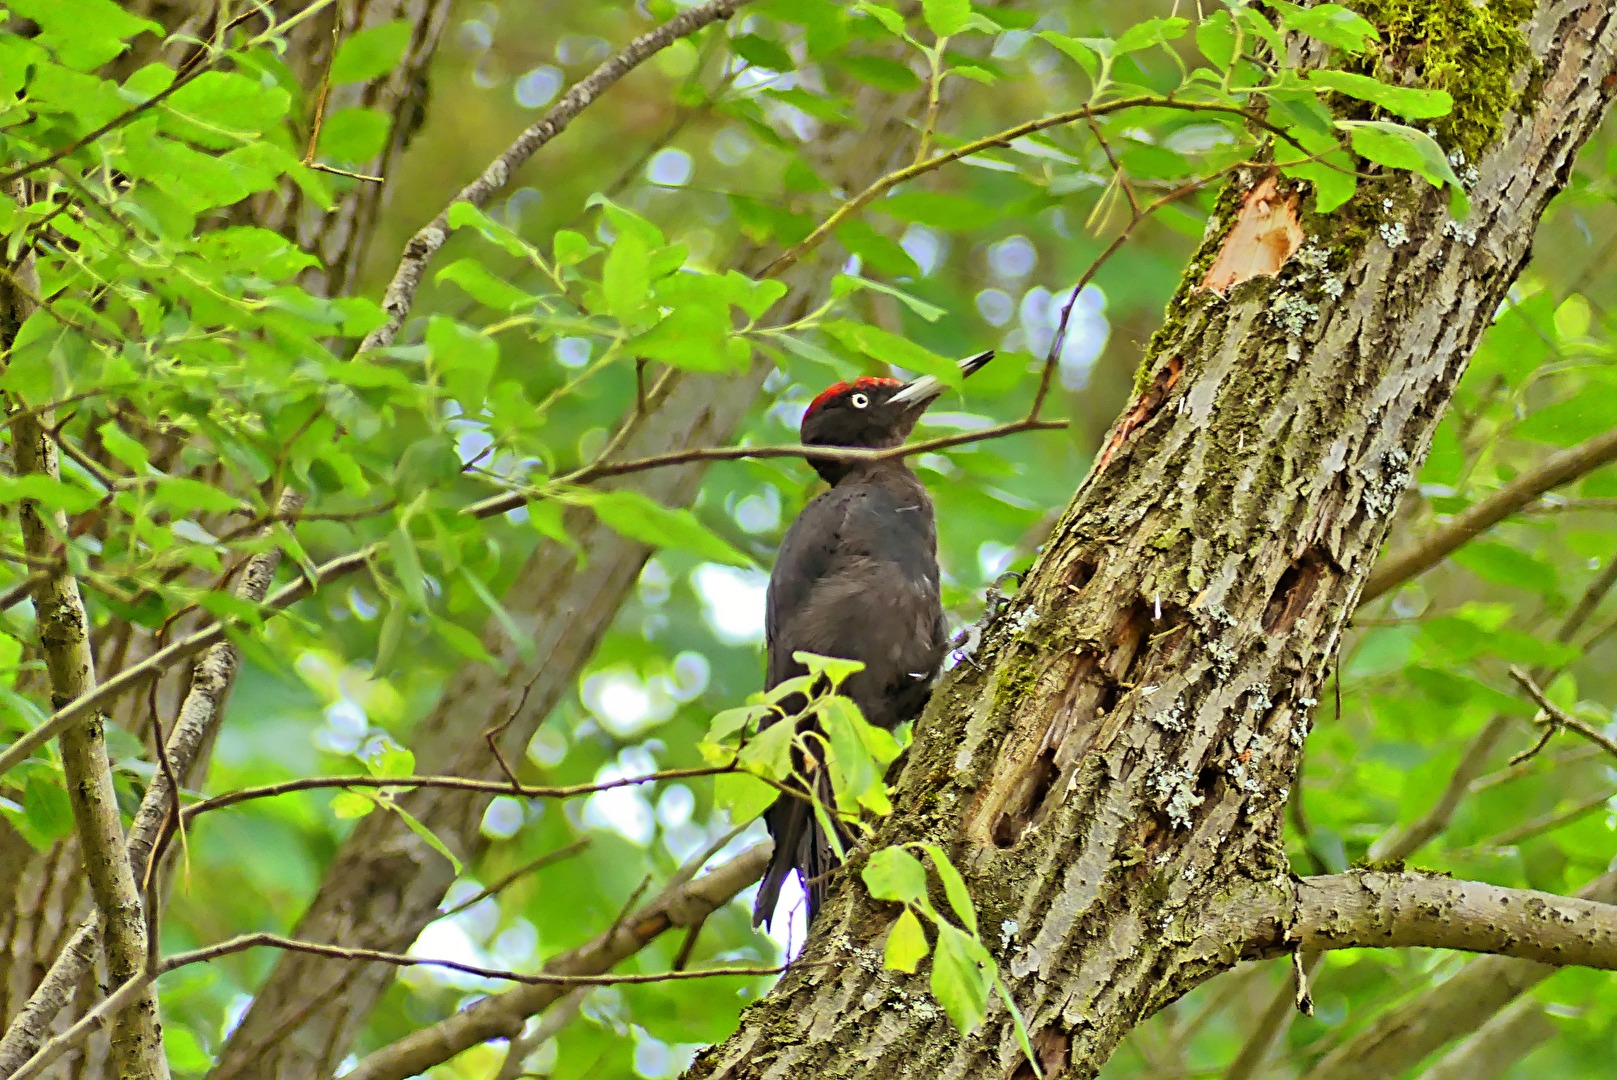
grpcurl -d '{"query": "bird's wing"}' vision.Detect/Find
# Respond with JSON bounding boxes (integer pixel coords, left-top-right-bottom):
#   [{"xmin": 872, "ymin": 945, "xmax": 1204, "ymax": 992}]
[{"xmin": 765, "ymin": 486, "xmax": 854, "ymax": 690}]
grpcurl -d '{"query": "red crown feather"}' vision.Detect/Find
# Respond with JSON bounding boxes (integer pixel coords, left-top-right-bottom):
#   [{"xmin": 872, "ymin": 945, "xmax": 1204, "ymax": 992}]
[{"xmin": 805, "ymin": 376, "xmax": 903, "ymax": 417}]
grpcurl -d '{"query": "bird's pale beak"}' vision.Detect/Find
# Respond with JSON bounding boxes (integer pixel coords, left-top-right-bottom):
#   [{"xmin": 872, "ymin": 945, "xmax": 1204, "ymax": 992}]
[{"xmin": 888, "ymin": 350, "xmax": 996, "ymax": 411}]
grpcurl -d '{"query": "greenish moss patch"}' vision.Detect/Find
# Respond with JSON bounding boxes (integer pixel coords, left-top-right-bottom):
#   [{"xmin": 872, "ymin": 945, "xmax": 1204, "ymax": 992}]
[{"xmin": 1350, "ymin": 0, "xmax": 1535, "ymax": 159}]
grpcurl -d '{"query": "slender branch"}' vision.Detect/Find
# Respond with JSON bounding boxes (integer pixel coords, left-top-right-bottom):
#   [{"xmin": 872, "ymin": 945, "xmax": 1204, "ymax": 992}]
[
  {"xmin": 179, "ymin": 766, "xmax": 733, "ymax": 822},
  {"xmin": 160, "ymin": 931, "xmax": 784, "ymax": 987},
  {"xmin": 1508, "ymin": 666, "xmax": 1617, "ymax": 764},
  {"xmin": 0, "ymin": 491, "xmax": 303, "ymax": 1074},
  {"xmin": 468, "ymin": 417, "xmax": 1069, "ymax": 518},
  {"xmin": 1363, "ymin": 425, "xmax": 1617, "ymax": 602},
  {"xmin": 437, "ymin": 840, "xmax": 591, "ymax": 920},
  {"xmin": 360, "ymin": 0, "xmax": 753, "ymax": 354},
  {"xmin": 2, "ymin": 188, "xmax": 167, "ymax": 1078},
  {"xmin": 9, "ymin": 924, "xmax": 782, "ymax": 1080},
  {"xmin": 762, "ymin": 96, "xmax": 1294, "ymax": 279},
  {"xmin": 340, "ymin": 844, "xmax": 771, "ymax": 1080}
]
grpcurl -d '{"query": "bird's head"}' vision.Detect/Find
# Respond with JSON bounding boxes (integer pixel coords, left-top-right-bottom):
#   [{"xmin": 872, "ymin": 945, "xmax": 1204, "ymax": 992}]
[{"xmin": 798, "ymin": 350, "xmax": 994, "ymax": 482}]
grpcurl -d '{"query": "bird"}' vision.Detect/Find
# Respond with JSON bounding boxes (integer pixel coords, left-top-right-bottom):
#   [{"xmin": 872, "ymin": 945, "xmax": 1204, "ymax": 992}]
[{"xmin": 752, "ymin": 349, "xmax": 996, "ymax": 930}]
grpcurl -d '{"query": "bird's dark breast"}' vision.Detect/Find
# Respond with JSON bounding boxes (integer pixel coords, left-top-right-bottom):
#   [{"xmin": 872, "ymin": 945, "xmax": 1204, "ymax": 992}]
[{"xmin": 767, "ymin": 481, "xmax": 946, "ymax": 730}]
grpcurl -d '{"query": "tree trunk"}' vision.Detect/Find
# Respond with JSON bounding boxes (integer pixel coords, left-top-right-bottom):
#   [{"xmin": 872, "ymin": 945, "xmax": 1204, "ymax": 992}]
[{"xmin": 690, "ymin": 2, "xmax": 1617, "ymax": 1077}]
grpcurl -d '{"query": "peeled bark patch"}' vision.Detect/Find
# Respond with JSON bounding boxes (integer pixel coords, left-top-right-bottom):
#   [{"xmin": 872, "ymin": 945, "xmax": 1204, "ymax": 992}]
[{"xmin": 1201, "ymin": 174, "xmax": 1304, "ymax": 296}]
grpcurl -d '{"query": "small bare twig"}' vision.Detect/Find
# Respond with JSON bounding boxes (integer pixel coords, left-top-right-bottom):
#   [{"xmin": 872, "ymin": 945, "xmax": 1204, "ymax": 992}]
[
  {"xmin": 438, "ymin": 840, "xmax": 592, "ymax": 920},
  {"xmin": 1507, "ymin": 667, "xmax": 1617, "ymax": 765},
  {"xmin": 178, "ymin": 766, "xmax": 733, "ymax": 823}
]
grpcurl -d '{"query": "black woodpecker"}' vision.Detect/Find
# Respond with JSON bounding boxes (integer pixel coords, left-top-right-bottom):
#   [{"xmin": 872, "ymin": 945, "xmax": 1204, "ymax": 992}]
[{"xmin": 752, "ymin": 349, "xmax": 996, "ymax": 930}]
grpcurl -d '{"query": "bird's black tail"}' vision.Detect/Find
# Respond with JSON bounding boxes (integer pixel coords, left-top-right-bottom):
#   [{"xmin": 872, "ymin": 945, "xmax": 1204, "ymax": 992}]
[{"xmin": 752, "ymin": 764, "xmax": 838, "ymax": 930}]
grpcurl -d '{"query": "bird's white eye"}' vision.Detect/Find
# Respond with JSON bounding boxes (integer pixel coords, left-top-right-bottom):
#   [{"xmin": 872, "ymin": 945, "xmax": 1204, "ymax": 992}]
[{"xmin": 850, "ymin": 392, "xmax": 870, "ymax": 409}]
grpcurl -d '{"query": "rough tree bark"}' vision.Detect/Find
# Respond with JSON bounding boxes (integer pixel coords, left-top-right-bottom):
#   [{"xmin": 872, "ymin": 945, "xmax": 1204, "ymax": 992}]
[{"xmin": 690, "ymin": 2, "xmax": 1617, "ymax": 1077}]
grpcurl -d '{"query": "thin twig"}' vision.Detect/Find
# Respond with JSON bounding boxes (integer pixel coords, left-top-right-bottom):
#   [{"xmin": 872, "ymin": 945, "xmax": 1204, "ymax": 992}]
[
  {"xmin": 438, "ymin": 840, "xmax": 592, "ymax": 920},
  {"xmin": 361, "ymin": 0, "xmax": 754, "ymax": 354},
  {"xmin": 1364, "ymin": 425, "xmax": 1617, "ymax": 602},
  {"xmin": 1508, "ymin": 667, "xmax": 1617, "ymax": 765},
  {"xmin": 178, "ymin": 767, "xmax": 734, "ymax": 822}
]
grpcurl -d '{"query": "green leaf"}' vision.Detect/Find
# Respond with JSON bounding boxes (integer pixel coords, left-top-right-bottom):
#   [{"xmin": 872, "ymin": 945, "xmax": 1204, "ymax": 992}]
[
  {"xmin": 1274, "ymin": 117, "xmax": 1357, "ymax": 213},
  {"xmin": 8, "ymin": 0, "xmax": 159, "ymax": 68},
  {"xmin": 315, "ymin": 108, "xmax": 391, "ymax": 164},
  {"xmin": 390, "ymin": 800, "xmax": 464, "ymax": 874},
  {"xmin": 1341, "ymin": 120, "xmax": 1465, "ymax": 198},
  {"xmin": 819, "ymin": 694, "xmax": 887, "ymax": 814},
  {"xmin": 833, "ymin": 275, "xmax": 947, "ymax": 322},
  {"xmin": 329, "ymin": 20, "xmax": 413, "ymax": 84},
  {"xmin": 373, "ymin": 601, "xmax": 407, "ymax": 679},
  {"xmin": 391, "ymin": 525, "xmax": 429, "ymax": 610},
  {"xmin": 96, "ymin": 422, "xmax": 149, "ymax": 474},
  {"xmin": 153, "ymin": 477, "xmax": 241, "ymax": 515},
  {"xmin": 1308, "ymin": 70, "xmax": 1453, "ymax": 120},
  {"xmin": 714, "ymin": 769, "xmax": 778, "ymax": 824},
  {"xmin": 920, "ymin": 843, "xmax": 976, "ymax": 933},
  {"xmin": 163, "ymin": 1025, "xmax": 212, "ymax": 1074},
  {"xmin": 23, "ymin": 772, "xmax": 74, "ymax": 844},
  {"xmin": 884, "ymin": 908, "xmax": 930, "ymax": 973},
  {"xmin": 1276, "ymin": 2, "xmax": 1379, "ymax": 53},
  {"xmin": 921, "ymin": 0, "xmax": 972, "ymax": 36},
  {"xmin": 792, "ymin": 651, "xmax": 866, "ymax": 686},
  {"xmin": 570, "ymin": 489, "xmax": 753, "ymax": 567},
  {"xmin": 431, "ymin": 615, "xmax": 496, "ymax": 665},
  {"xmin": 601, "ymin": 228, "xmax": 653, "ymax": 327},
  {"xmin": 1512, "ymin": 396, "xmax": 1614, "ymax": 446},
  {"xmin": 426, "ymin": 315, "xmax": 500, "ymax": 407},
  {"xmin": 931, "ymin": 922, "xmax": 995, "ymax": 1033},
  {"xmin": 822, "ymin": 320, "xmax": 965, "ymax": 392},
  {"xmin": 1451, "ymin": 542, "xmax": 1558, "ymax": 596},
  {"xmin": 437, "ymin": 259, "xmax": 534, "ymax": 312},
  {"xmin": 446, "ymin": 201, "xmax": 538, "ymax": 259},
  {"xmin": 1037, "ymin": 32, "xmax": 1101, "ymax": 80},
  {"xmin": 736, "ymin": 716, "xmax": 797, "ymax": 780},
  {"xmin": 998, "ymin": 979, "xmax": 1043, "ymax": 1079},
  {"xmin": 553, "ymin": 229, "xmax": 600, "ymax": 268},
  {"xmin": 1196, "ymin": 10, "xmax": 1237, "ymax": 70},
  {"xmin": 862, "ymin": 845, "xmax": 930, "ymax": 905},
  {"xmin": 706, "ymin": 705, "xmax": 767, "ymax": 747},
  {"xmin": 855, "ymin": 2, "xmax": 909, "ymax": 38},
  {"xmin": 331, "ymin": 790, "xmax": 378, "ymax": 819},
  {"xmin": 1114, "ymin": 16, "xmax": 1189, "ymax": 55},
  {"xmin": 730, "ymin": 33, "xmax": 794, "ymax": 71},
  {"xmin": 369, "ymin": 741, "xmax": 415, "ymax": 778}
]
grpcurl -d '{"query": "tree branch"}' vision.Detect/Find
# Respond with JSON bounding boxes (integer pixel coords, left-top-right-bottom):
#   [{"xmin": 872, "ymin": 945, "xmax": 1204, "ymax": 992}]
[
  {"xmin": 1300, "ymin": 867, "xmax": 1617, "ymax": 1080},
  {"xmin": 1284, "ymin": 871, "xmax": 1617, "ymax": 969},
  {"xmin": 177, "ymin": 765, "xmax": 734, "ymax": 822},
  {"xmin": 2, "ymin": 188, "xmax": 168, "ymax": 1079},
  {"xmin": 1363, "ymin": 425, "xmax": 1617, "ymax": 602},
  {"xmin": 359, "ymin": 0, "xmax": 754, "ymax": 354},
  {"xmin": 0, "ymin": 491, "xmax": 302, "ymax": 1074},
  {"xmin": 0, "ymin": 418, "xmax": 1061, "ymax": 780},
  {"xmin": 340, "ymin": 844, "xmax": 771, "ymax": 1080},
  {"xmin": 1364, "ymin": 551, "xmax": 1617, "ymax": 863},
  {"xmin": 1508, "ymin": 665, "xmax": 1617, "ymax": 764}
]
